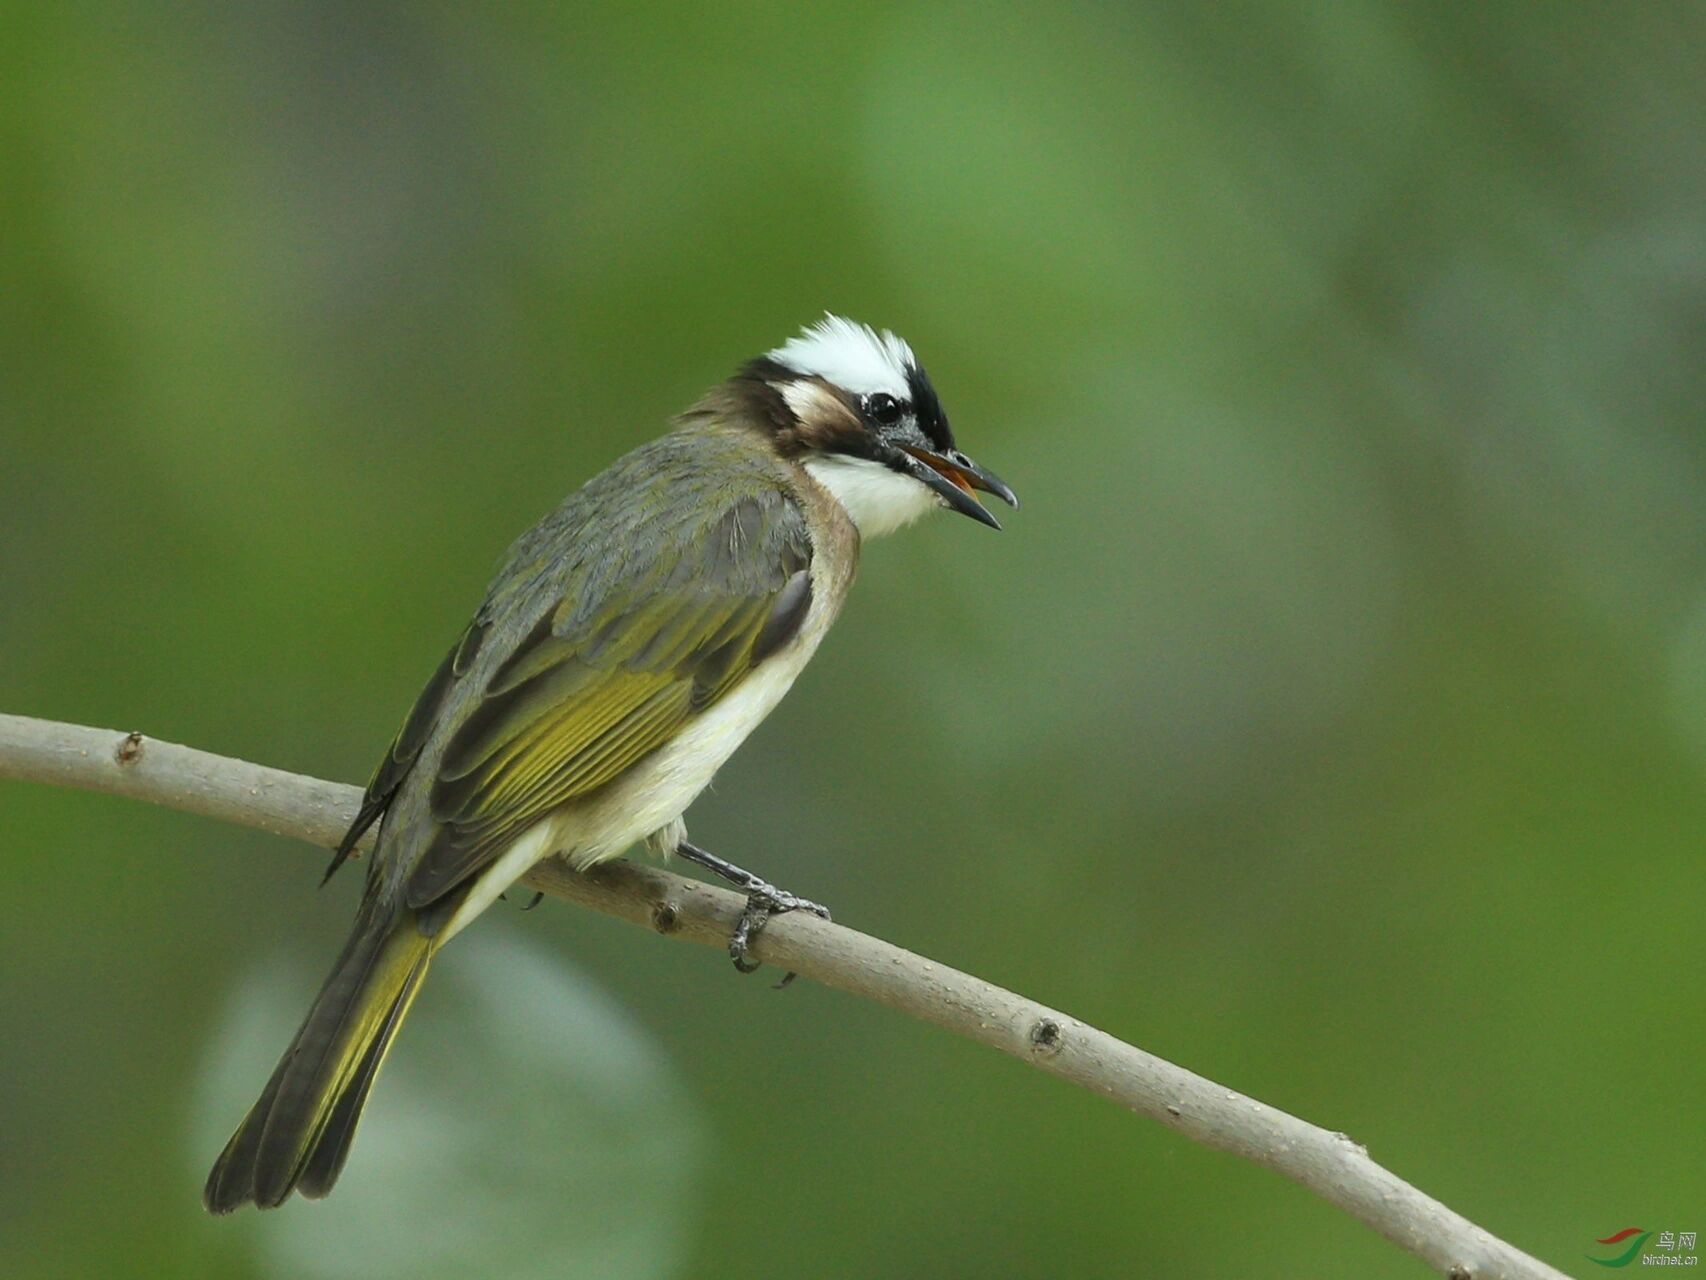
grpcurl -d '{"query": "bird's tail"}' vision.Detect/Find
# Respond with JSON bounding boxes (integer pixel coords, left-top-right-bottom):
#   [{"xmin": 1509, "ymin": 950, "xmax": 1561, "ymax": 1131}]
[{"xmin": 203, "ymin": 905, "xmax": 434, "ymax": 1213}]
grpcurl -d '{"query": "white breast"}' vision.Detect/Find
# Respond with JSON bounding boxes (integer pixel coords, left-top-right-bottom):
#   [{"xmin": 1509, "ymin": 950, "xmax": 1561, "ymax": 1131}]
[{"xmin": 440, "ymin": 553, "xmax": 849, "ymax": 942}]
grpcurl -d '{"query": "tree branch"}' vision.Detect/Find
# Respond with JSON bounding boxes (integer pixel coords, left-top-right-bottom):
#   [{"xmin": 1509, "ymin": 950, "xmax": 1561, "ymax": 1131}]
[{"xmin": 0, "ymin": 712, "xmax": 1563, "ymax": 1280}]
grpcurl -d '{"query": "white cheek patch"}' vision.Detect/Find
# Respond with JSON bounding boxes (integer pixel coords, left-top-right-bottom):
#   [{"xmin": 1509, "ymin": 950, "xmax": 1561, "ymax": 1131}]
[
  {"xmin": 804, "ymin": 454, "xmax": 941, "ymax": 539},
  {"xmin": 779, "ymin": 379, "xmax": 840, "ymax": 423}
]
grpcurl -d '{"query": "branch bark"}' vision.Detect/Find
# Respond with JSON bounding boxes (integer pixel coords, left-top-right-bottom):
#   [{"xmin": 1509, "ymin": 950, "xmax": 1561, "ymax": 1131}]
[{"xmin": 0, "ymin": 712, "xmax": 1564, "ymax": 1280}]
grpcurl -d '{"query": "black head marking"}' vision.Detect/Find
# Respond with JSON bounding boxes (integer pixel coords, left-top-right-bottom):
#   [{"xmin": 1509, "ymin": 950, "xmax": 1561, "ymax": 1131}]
[{"xmin": 905, "ymin": 361, "xmax": 953, "ymax": 451}]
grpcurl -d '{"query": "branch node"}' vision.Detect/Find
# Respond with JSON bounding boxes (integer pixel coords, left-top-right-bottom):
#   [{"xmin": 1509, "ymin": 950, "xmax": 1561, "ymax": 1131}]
[
  {"xmin": 1447, "ymin": 1266, "xmax": 1473, "ymax": 1280},
  {"xmin": 1028, "ymin": 1017, "xmax": 1063, "ymax": 1056},
  {"xmin": 1334, "ymin": 1130, "xmax": 1369, "ymax": 1157},
  {"xmin": 651, "ymin": 900, "xmax": 680, "ymax": 934},
  {"xmin": 115, "ymin": 731, "xmax": 145, "ymax": 766}
]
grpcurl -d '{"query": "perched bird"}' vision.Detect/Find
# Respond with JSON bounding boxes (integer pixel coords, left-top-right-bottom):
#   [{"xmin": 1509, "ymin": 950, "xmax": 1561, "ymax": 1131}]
[{"xmin": 203, "ymin": 315, "xmax": 1017, "ymax": 1212}]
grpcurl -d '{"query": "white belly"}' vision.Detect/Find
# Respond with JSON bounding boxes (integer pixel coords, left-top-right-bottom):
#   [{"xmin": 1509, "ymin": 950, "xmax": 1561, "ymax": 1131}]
[{"xmin": 439, "ymin": 565, "xmax": 844, "ymax": 941}]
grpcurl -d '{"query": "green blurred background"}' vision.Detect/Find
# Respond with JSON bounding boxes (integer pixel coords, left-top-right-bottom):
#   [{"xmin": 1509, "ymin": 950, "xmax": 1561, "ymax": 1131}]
[{"xmin": 3, "ymin": 3, "xmax": 1702, "ymax": 1276}]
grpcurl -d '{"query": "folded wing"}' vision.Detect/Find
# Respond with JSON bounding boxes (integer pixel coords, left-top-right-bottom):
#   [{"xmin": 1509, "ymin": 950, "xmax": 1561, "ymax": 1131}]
[{"xmin": 404, "ymin": 484, "xmax": 813, "ymax": 909}]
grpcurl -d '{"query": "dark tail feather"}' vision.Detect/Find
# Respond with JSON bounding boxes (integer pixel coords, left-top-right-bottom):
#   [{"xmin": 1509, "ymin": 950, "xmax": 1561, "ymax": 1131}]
[
  {"xmin": 296, "ymin": 960, "xmax": 420, "ymax": 1199},
  {"xmin": 203, "ymin": 908, "xmax": 433, "ymax": 1213}
]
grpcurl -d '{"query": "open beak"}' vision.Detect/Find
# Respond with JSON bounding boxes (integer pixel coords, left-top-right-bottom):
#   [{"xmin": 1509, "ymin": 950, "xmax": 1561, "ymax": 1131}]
[{"xmin": 898, "ymin": 445, "xmax": 1020, "ymax": 530}]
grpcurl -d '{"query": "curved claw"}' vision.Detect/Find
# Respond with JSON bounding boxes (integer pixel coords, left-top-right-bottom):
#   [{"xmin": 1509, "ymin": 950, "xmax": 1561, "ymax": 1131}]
[
  {"xmin": 728, "ymin": 887, "xmax": 830, "ymax": 986},
  {"xmin": 729, "ymin": 900, "xmax": 770, "ymax": 972}
]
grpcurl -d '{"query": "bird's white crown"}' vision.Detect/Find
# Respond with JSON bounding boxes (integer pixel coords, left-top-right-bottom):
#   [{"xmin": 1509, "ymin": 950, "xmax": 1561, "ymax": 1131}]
[{"xmin": 768, "ymin": 314, "xmax": 916, "ymax": 400}]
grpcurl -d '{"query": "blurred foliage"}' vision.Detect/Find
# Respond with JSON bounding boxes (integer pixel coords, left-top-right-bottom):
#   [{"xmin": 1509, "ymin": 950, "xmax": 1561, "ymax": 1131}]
[{"xmin": 3, "ymin": 3, "xmax": 1703, "ymax": 1277}]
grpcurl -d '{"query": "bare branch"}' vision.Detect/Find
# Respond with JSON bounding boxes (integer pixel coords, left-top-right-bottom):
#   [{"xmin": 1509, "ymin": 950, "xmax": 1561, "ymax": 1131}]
[{"xmin": 0, "ymin": 712, "xmax": 1564, "ymax": 1280}]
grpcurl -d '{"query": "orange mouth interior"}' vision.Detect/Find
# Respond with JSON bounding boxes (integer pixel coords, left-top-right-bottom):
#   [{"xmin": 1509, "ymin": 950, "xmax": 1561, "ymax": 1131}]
[
  {"xmin": 939, "ymin": 468, "xmax": 975, "ymax": 495},
  {"xmin": 904, "ymin": 447, "xmax": 977, "ymax": 495}
]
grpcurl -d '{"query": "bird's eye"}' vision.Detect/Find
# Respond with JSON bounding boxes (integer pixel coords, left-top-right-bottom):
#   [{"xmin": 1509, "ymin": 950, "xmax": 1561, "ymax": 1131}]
[{"xmin": 865, "ymin": 393, "xmax": 904, "ymax": 426}]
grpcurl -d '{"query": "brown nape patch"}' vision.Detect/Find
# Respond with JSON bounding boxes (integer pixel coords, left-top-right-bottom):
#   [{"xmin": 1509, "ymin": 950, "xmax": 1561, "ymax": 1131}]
[
  {"xmin": 676, "ymin": 375, "xmax": 793, "ymax": 438},
  {"xmin": 676, "ymin": 369, "xmax": 864, "ymax": 460}
]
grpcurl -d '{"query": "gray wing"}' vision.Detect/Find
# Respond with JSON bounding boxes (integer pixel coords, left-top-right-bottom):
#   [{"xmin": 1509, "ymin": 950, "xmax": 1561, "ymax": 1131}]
[{"xmin": 336, "ymin": 431, "xmax": 816, "ymax": 912}]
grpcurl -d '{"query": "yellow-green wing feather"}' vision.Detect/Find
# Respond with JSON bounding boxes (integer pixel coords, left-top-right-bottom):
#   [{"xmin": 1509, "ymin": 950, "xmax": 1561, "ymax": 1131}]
[{"xmin": 402, "ymin": 477, "xmax": 812, "ymax": 910}]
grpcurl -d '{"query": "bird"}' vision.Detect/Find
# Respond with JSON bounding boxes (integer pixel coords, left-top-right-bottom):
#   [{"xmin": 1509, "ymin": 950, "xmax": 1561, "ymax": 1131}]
[{"xmin": 202, "ymin": 314, "xmax": 1017, "ymax": 1213}]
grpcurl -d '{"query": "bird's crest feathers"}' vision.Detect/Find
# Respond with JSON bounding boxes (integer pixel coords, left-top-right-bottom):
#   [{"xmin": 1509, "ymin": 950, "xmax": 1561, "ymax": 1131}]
[{"xmin": 768, "ymin": 314, "xmax": 916, "ymax": 399}]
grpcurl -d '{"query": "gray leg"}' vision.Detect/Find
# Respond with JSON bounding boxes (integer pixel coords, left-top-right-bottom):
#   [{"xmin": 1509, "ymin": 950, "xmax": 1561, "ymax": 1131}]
[{"xmin": 675, "ymin": 839, "xmax": 830, "ymax": 984}]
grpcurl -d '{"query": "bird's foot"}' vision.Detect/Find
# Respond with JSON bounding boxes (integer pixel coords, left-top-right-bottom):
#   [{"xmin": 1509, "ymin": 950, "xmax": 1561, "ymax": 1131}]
[
  {"xmin": 672, "ymin": 839, "xmax": 830, "ymax": 987},
  {"xmin": 730, "ymin": 884, "xmax": 831, "ymax": 987}
]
